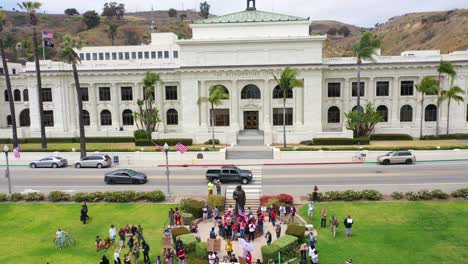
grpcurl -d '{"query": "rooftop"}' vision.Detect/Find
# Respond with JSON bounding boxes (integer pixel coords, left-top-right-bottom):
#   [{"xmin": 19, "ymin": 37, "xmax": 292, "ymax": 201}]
[{"xmin": 193, "ymin": 9, "xmax": 308, "ymax": 24}]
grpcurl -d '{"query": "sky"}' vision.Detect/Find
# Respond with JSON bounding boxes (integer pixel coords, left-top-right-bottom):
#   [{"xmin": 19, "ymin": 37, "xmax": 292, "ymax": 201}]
[{"xmin": 2, "ymin": 0, "xmax": 468, "ymax": 27}]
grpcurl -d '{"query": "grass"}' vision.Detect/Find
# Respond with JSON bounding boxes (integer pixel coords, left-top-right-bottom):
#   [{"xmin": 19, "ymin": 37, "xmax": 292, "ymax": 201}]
[
  {"xmin": 6, "ymin": 143, "xmax": 224, "ymax": 152},
  {"xmin": 0, "ymin": 203, "xmax": 173, "ymax": 264},
  {"xmin": 299, "ymin": 201, "xmax": 468, "ymax": 264}
]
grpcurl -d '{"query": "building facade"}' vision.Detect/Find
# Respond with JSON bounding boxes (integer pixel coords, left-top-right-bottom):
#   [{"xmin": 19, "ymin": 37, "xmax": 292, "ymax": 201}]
[{"xmin": 1, "ymin": 5, "xmax": 468, "ymax": 144}]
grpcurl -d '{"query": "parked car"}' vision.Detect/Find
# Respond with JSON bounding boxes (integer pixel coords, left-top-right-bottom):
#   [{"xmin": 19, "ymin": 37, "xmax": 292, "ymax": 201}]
[
  {"xmin": 377, "ymin": 151, "xmax": 416, "ymax": 165},
  {"xmin": 74, "ymin": 155, "xmax": 112, "ymax": 168},
  {"xmin": 105, "ymin": 169, "xmax": 147, "ymax": 184},
  {"xmin": 205, "ymin": 166, "xmax": 253, "ymax": 184},
  {"xmin": 30, "ymin": 157, "xmax": 68, "ymax": 168}
]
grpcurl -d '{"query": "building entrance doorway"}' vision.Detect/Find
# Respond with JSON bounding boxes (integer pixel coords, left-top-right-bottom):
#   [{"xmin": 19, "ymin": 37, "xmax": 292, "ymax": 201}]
[{"xmin": 244, "ymin": 111, "xmax": 258, "ymax": 129}]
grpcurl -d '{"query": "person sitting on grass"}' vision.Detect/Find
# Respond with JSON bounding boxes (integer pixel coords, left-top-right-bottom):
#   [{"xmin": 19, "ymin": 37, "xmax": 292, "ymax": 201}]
[{"xmin": 96, "ymin": 236, "xmax": 104, "ymax": 251}]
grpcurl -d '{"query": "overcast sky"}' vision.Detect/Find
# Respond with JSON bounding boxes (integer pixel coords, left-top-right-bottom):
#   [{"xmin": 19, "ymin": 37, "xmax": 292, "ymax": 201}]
[{"xmin": 2, "ymin": 0, "xmax": 468, "ymax": 27}]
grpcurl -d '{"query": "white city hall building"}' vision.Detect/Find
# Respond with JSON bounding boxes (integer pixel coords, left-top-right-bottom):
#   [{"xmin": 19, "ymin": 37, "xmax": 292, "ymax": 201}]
[{"xmin": 1, "ymin": 3, "xmax": 468, "ymax": 144}]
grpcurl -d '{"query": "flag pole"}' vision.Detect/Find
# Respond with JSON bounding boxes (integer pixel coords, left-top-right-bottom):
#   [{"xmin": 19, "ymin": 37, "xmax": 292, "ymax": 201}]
[{"xmin": 41, "ymin": 31, "xmax": 46, "ymax": 60}]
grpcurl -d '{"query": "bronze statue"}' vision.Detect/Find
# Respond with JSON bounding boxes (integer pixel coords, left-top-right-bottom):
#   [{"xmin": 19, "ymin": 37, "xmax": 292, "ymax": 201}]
[{"xmin": 233, "ymin": 185, "xmax": 246, "ymax": 216}]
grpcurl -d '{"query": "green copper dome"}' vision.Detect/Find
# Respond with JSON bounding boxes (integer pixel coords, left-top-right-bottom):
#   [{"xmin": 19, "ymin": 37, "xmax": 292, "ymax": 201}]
[{"xmin": 194, "ymin": 10, "xmax": 308, "ymax": 24}]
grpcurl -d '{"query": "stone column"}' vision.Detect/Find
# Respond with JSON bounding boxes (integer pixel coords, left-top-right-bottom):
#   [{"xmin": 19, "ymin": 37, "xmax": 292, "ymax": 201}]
[
  {"xmin": 367, "ymin": 77, "xmax": 375, "ymax": 103},
  {"xmin": 157, "ymin": 82, "xmax": 165, "ymax": 132},
  {"xmin": 91, "ymin": 84, "xmax": 99, "ymax": 131},
  {"xmin": 112, "ymin": 83, "xmax": 121, "ymax": 129},
  {"xmin": 295, "ymin": 86, "xmax": 304, "ymax": 125},
  {"xmin": 263, "ymin": 79, "xmax": 271, "ymax": 129},
  {"xmin": 200, "ymin": 81, "xmax": 208, "ymax": 127},
  {"xmin": 230, "ymin": 80, "xmax": 239, "ymax": 131},
  {"xmin": 67, "ymin": 83, "xmax": 77, "ymax": 133},
  {"xmin": 134, "ymin": 82, "xmax": 141, "ymax": 101},
  {"xmin": 391, "ymin": 77, "xmax": 400, "ymax": 125},
  {"xmin": 342, "ymin": 78, "xmax": 350, "ymax": 131}
]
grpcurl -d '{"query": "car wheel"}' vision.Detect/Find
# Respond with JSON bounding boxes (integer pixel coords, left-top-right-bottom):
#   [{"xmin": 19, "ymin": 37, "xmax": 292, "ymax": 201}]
[
  {"xmin": 30, "ymin": 163, "xmax": 37, "ymax": 168},
  {"xmin": 96, "ymin": 163, "xmax": 103, "ymax": 169},
  {"xmin": 241, "ymin": 178, "xmax": 249, "ymax": 184},
  {"xmin": 383, "ymin": 160, "xmax": 390, "ymax": 165},
  {"xmin": 52, "ymin": 163, "xmax": 58, "ymax": 168},
  {"xmin": 108, "ymin": 179, "xmax": 114, "ymax": 184},
  {"xmin": 406, "ymin": 159, "xmax": 413, "ymax": 165},
  {"xmin": 75, "ymin": 163, "xmax": 81, "ymax": 168}
]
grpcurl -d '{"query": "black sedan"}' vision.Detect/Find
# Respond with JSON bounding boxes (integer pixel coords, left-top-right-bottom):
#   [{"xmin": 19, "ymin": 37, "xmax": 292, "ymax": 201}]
[{"xmin": 104, "ymin": 169, "xmax": 148, "ymax": 184}]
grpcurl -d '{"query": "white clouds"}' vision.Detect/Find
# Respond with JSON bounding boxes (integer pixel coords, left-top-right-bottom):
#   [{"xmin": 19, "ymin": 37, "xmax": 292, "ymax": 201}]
[{"xmin": 2, "ymin": 0, "xmax": 467, "ymax": 26}]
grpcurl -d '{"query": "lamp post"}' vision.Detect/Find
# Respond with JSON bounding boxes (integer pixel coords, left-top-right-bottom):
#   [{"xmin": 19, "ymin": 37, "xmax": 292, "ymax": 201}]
[
  {"xmin": 3, "ymin": 145, "xmax": 11, "ymax": 194},
  {"xmin": 163, "ymin": 143, "xmax": 170, "ymax": 196}
]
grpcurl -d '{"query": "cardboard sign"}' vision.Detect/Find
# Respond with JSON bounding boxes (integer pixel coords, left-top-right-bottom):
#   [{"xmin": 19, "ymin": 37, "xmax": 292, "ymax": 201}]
[
  {"xmin": 162, "ymin": 237, "xmax": 173, "ymax": 249},
  {"xmin": 207, "ymin": 239, "xmax": 221, "ymax": 252},
  {"xmin": 238, "ymin": 256, "xmax": 246, "ymax": 264}
]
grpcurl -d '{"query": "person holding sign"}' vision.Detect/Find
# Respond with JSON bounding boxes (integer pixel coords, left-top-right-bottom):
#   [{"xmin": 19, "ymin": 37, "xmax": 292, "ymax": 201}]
[{"xmin": 344, "ymin": 215, "xmax": 354, "ymax": 237}]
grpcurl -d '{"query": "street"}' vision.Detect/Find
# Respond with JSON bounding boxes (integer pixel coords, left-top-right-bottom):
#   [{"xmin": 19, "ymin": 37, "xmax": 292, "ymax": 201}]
[{"xmin": 1, "ymin": 161, "xmax": 467, "ymax": 196}]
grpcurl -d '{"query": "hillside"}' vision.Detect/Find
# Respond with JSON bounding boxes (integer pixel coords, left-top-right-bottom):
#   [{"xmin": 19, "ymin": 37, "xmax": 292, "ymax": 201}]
[{"xmin": 1, "ymin": 9, "xmax": 467, "ymax": 61}]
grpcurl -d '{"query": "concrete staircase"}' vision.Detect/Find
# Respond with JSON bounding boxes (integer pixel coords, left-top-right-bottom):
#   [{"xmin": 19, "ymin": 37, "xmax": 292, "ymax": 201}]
[
  {"xmin": 224, "ymin": 166, "xmax": 263, "ymax": 211},
  {"xmin": 226, "ymin": 130, "xmax": 273, "ymax": 160}
]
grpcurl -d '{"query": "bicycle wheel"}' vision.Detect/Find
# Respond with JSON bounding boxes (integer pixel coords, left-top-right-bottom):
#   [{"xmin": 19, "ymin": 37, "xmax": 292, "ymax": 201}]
[
  {"xmin": 66, "ymin": 238, "xmax": 76, "ymax": 247},
  {"xmin": 352, "ymin": 156, "xmax": 358, "ymax": 162}
]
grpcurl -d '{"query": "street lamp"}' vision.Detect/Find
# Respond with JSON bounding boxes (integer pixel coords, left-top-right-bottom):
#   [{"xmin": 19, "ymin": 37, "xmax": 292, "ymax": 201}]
[
  {"xmin": 3, "ymin": 145, "xmax": 12, "ymax": 194},
  {"xmin": 163, "ymin": 143, "xmax": 170, "ymax": 196}
]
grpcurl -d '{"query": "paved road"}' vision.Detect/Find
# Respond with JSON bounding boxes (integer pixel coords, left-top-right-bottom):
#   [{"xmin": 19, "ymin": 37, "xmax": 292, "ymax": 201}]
[{"xmin": 0, "ymin": 162, "xmax": 467, "ymax": 196}]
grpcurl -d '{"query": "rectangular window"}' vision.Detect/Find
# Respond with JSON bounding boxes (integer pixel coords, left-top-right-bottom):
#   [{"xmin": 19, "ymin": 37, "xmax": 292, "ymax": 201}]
[
  {"xmin": 92, "ymin": 53, "xmax": 97, "ymax": 60},
  {"xmin": 41, "ymin": 88, "xmax": 52, "ymax": 102},
  {"xmin": 376, "ymin": 81, "xmax": 389, "ymax": 96},
  {"xmin": 351, "ymin": 82, "xmax": 365, "ymax": 97},
  {"xmin": 118, "ymin": 52, "xmax": 123, "ymax": 60},
  {"xmin": 99, "ymin": 87, "xmax": 111, "ymax": 101},
  {"xmin": 12, "ymin": 69, "xmax": 16, "ymax": 75},
  {"xmin": 104, "ymin": 52, "xmax": 110, "ymax": 60},
  {"xmin": 79, "ymin": 53, "xmax": 84, "ymax": 60},
  {"xmin": 85, "ymin": 53, "xmax": 90, "ymax": 61},
  {"xmin": 210, "ymin": 109, "xmax": 230, "ymax": 127},
  {"xmin": 158, "ymin": 51, "xmax": 163, "ymax": 59},
  {"xmin": 273, "ymin": 108, "xmax": 293, "ymax": 126},
  {"xmin": 164, "ymin": 51, "xmax": 169, "ymax": 58},
  {"xmin": 112, "ymin": 52, "xmax": 117, "ymax": 60},
  {"xmin": 401, "ymin": 81, "xmax": 414, "ymax": 96},
  {"xmin": 0, "ymin": 68, "xmax": 3, "ymax": 74},
  {"xmin": 80, "ymin": 88, "xmax": 89, "ymax": 102},
  {"xmin": 327, "ymin": 82, "xmax": 341, "ymax": 97},
  {"xmin": 173, "ymin": 51, "xmax": 179, "ymax": 58},
  {"xmin": 43, "ymin": 110, "xmax": 54, "ymax": 127},
  {"xmin": 138, "ymin": 52, "xmax": 143, "ymax": 59},
  {"xmin": 132, "ymin": 52, "xmax": 136, "ymax": 59},
  {"xmin": 165, "ymin": 86, "xmax": 178, "ymax": 100},
  {"xmin": 125, "ymin": 52, "xmax": 130, "ymax": 60},
  {"xmin": 151, "ymin": 51, "xmax": 156, "ymax": 59},
  {"xmin": 144, "ymin": 51, "xmax": 149, "ymax": 59},
  {"xmin": 98, "ymin": 53, "xmax": 104, "ymax": 60},
  {"xmin": 121, "ymin": 87, "xmax": 133, "ymax": 101}
]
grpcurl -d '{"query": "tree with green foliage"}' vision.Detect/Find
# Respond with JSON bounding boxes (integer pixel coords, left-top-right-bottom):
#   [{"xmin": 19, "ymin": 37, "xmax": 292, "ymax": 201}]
[
  {"xmin": 64, "ymin": 8, "xmax": 79, "ymax": 16},
  {"xmin": 273, "ymin": 67, "xmax": 304, "ymax": 148},
  {"xmin": 197, "ymin": 85, "xmax": 229, "ymax": 149},
  {"xmin": 58, "ymin": 35, "xmax": 87, "ymax": 158},
  {"xmin": 179, "ymin": 13, "xmax": 187, "ymax": 21},
  {"xmin": 415, "ymin": 77, "xmax": 439, "ymax": 139},
  {"xmin": 82, "ymin": 10, "xmax": 100, "ymax": 29},
  {"xmin": 17, "ymin": 1, "xmax": 47, "ymax": 149},
  {"xmin": 136, "ymin": 72, "xmax": 162, "ymax": 138},
  {"xmin": 168, "ymin": 8, "xmax": 177, "ymax": 18},
  {"xmin": 345, "ymin": 103, "xmax": 383, "ymax": 137},
  {"xmin": 199, "ymin": 1, "xmax": 210, "ymax": 19},
  {"xmin": 102, "ymin": 2, "xmax": 125, "ymax": 20},
  {"xmin": 338, "ymin": 26, "xmax": 351, "ymax": 37},
  {"xmin": 438, "ymin": 79, "xmax": 464, "ymax": 135},
  {"xmin": 106, "ymin": 20, "xmax": 119, "ymax": 46},
  {"xmin": 0, "ymin": 11, "xmax": 19, "ymax": 148},
  {"xmin": 351, "ymin": 31, "xmax": 382, "ymax": 138},
  {"xmin": 436, "ymin": 60, "xmax": 456, "ymax": 136}
]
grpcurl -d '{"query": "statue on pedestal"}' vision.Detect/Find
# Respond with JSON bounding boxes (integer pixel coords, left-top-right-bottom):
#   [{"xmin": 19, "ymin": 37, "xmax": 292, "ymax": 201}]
[{"xmin": 233, "ymin": 185, "xmax": 246, "ymax": 216}]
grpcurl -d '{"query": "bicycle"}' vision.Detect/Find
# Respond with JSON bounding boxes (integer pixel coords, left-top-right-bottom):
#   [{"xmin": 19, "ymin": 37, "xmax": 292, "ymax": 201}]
[
  {"xmin": 352, "ymin": 151, "xmax": 366, "ymax": 162},
  {"xmin": 55, "ymin": 233, "xmax": 76, "ymax": 248}
]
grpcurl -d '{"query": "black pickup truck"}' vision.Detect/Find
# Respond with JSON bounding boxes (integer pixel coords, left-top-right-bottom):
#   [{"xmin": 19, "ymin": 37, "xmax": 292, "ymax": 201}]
[{"xmin": 205, "ymin": 166, "xmax": 253, "ymax": 184}]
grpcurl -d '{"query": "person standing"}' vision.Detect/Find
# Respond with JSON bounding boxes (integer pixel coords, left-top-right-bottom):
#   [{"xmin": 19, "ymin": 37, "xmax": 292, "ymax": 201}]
[
  {"xmin": 309, "ymin": 232, "xmax": 317, "ymax": 249},
  {"xmin": 56, "ymin": 228, "xmax": 64, "ymax": 248},
  {"xmin": 320, "ymin": 209, "xmax": 327, "ymax": 228},
  {"xmin": 208, "ymin": 252, "xmax": 216, "ymax": 264},
  {"xmin": 330, "ymin": 215, "xmax": 339, "ymax": 238},
  {"xmin": 132, "ymin": 244, "xmax": 140, "ymax": 264},
  {"xmin": 344, "ymin": 215, "xmax": 354, "ymax": 237},
  {"xmin": 202, "ymin": 203, "xmax": 209, "ymax": 222},
  {"xmin": 257, "ymin": 213, "xmax": 264, "ymax": 234},
  {"xmin": 100, "ymin": 255, "xmax": 110, "ymax": 264},
  {"xmin": 175, "ymin": 208, "xmax": 182, "ymax": 226},
  {"xmin": 289, "ymin": 206, "xmax": 296, "ymax": 223},
  {"xmin": 169, "ymin": 208, "xmax": 175, "ymax": 228},
  {"xmin": 143, "ymin": 241, "xmax": 150, "ymax": 264},
  {"xmin": 275, "ymin": 223, "xmax": 281, "ymax": 239},
  {"xmin": 270, "ymin": 210, "xmax": 277, "ymax": 227},
  {"xmin": 119, "ymin": 228, "xmax": 126, "ymax": 248},
  {"xmin": 246, "ymin": 251, "xmax": 252, "ymax": 264},
  {"xmin": 311, "ymin": 249, "xmax": 319, "ymax": 264},
  {"xmin": 215, "ymin": 180, "xmax": 222, "ymax": 195},
  {"xmin": 307, "ymin": 202, "xmax": 315, "ymax": 223},
  {"xmin": 114, "ymin": 248, "xmax": 122, "ymax": 264},
  {"xmin": 265, "ymin": 231, "xmax": 272, "ymax": 246},
  {"xmin": 225, "ymin": 240, "xmax": 233, "ymax": 257},
  {"xmin": 248, "ymin": 221, "xmax": 256, "ymax": 242},
  {"xmin": 109, "ymin": 225, "xmax": 117, "ymax": 247},
  {"xmin": 80, "ymin": 206, "xmax": 87, "ymax": 224},
  {"xmin": 279, "ymin": 205, "xmax": 286, "ymax": 224},
  {"xmin": 124, "ymin": 254, "xmax": 131, "ymax": 264},
  {"xmin": 239, "ymin": 220, "xmax": 246, "ymax": 239},
  {"xmin": 177, "ymin": 246, "xmax": 186, "ymax": 264},
  {"xmin": 207, "ymin": 181, "xmax": 215, "ymax": 196},
  {"xmin": 312, "ymin": 185, "xmax": 319, "ymax": 202}
]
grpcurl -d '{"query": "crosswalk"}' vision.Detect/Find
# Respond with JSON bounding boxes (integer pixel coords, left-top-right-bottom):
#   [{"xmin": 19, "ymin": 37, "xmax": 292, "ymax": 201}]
[{"xmin": 224, "ymin": 166, "xmax": 263, "ymax": 210}]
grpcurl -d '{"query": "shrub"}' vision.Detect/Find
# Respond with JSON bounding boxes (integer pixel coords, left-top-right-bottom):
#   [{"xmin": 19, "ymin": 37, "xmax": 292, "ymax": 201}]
[
  {"xmin": 177, "ymin": 234, "xmax": 196, "ymax": 253},
  {"xmin": 207, "ymin": 195, "xmax": 225, "ymax": 212},
  {"xmin": 0, "ymin": 193, "xmax": 7, "ymax": 202},
  {"xmin": 405, "ymin": 191, "xmax": 419, "ymax": 201},
  {"xmin": 264, "ymin": 198, "xmax": 281, "ymax": 213},
  {"xmin": 354, "ymin": 137, "xmax": 370, "ymax": 145},
  {"xmin": 421, "ymin": 134, "xmax": 468, "ymax": 140},
  {"xmin": 300, "ymin": 140, "xmax": 313, "ymax": 145},
  {"xmin": 370, "ymin": 134, "xmax": 413, "ymax": 141},
  {"xmin": 417, "ymin": 189, "xmax": 433, "ymax": 200},
  {"xmin": 103, "ymin": 191, "xmax": 140, "ymax": 203},
  {"xmin": 312, "ymin": 137, "xmax": 369, "ymax": 145},
  {"xmin": 451, "ymin": 188, "xmax": 468, "ymax": 198},
  {"xmin": 261, "ymin": 235, "xmax": 298, "ymax": 262},
  {"xmin": 391, "ymin": 191, "xmax": 404, "ymax": 200},
  {"xmin": 135, "ymin": 138, "xmax": 193, "ymax": 147},
  {"xmin": 144, "ymin": 190, "xmax": 165, "ymax": 202},
  {"xmin": 134, "ymin": 129, "xmax": 151, "ymax": 139},
  {"xmin": 180, "ymin": 198, "xmax": 205, "ymax": 218},
  {"xmin": 261, "ymin": 194, "xmax": 293, "ymax": 206},
  {"xmin": 74, "ymin": 192, "xmax": 105, "ymax": 202},
  {"xmin": 261, "ymin": 244, "xmax": 279, "ymax": 263},
  {"xmin": 431, "ymin": 189, "xmax": 449, "ymax": 199},
  {"xmin": 9, "ymin": 193, "xmax": 24, "ymax": 201},
  {"xmin": 341, "ymin": 190, "xmax": 362, "ymax": 201},
  {"xmin": 24, "ymin": 192, "xmax": 45, "ymax": 201},
  {"xmin": 323, "ymin": 191, "xmax": 343, "ymax": 201},
  {"xmin": 195, "ymin": 242, "xmax": 208, "ymax": 259},
  {"xmin": 48, "ymin": 191, "xmax": 71, "ymax": 202},
  {"xmin": 172, "ymin": 226, "xmax": 190, "ymax": 241},
  {"xmin": 182, "ymin": 213, "xmax": 194, "ymax": 225},
  {"xmin": 285, "ymin": 224, "xmax": 306, "ymax": 242},
  {"xmin": 360, "ymin": 189, "xmax": 383, "ymax": 201},
  {"xmin": 204, "ymin": 139, "xmax": 220, "ymax": 145}
]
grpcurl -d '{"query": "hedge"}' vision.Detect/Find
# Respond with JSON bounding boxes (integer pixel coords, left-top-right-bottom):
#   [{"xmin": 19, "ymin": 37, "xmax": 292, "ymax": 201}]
[
  {"xmin": 182, "ymin": 213, "xmax": 194, "ymax": 225},
  {"xmin": 172, "ymin": 227, "xmax": 190, "ymax": 241},
  {"xmin": 281, "ymin": 145, "xmax": 468, "ymax": 151},
  {"xmin": 177, "ymin": 234, "xmax": 197, "ymax": 253},
  {"xmin": 0, "ymin": 137, "xmax": 134, "ymax": 144},
  {"xmin": 312, "ymin": 137, "xmax": 369, "ymax": 145},
  {"xmin": 180, "ymin": 198, "xmax": 205, "ymax": 218},
  {"xmin": 285, "ymin": 224, "xmax": 306, "ymax": 242},
  {"xmin": 370, "ymin": 134, "xmax": 413, "ymax": 141},
  {"xmin": 204, "ymin": 139, "xmax": 220, "ymax": 145},
  {"xmin": 134, "ymin": 130, "xmax": 152, "ymax": 140},
  {"xmin": 24, "ymin": 192, "xmax": 45, "ymax": 201},
  {"xmin": 422, "ymin": 134, "xmax": 468, "ymax": 140},
  {"xmin": 144, "ymin": 190, "xmax": 166, "ymax": 202},
  {"xmin": 451, "ymin": 188, "xmax": 468, "ymax": 198},
  {"xmin": 1, "ymin": 191, "xmax": 165, "ymax": 203},
  {"xmin": 308, "ymin": 189, "xmax": 383, "ymax": 201},
  {"xmin": 0, "ymin": 193, "xmax": 7, "ymax": 202},
  {"xmin": 48, "ymin": 191, "xmax": 72, "ymax": 202},
  {"xmin": 261, "ymin": 235, "xmax": 298, "ymax": 262},
  {"xmin": 195, "ymin": 242, "xmax": 208, "ymax": 259},
  {"xmin": 207, "ymin": 195, "xmax": 225, "ymax": 212}
]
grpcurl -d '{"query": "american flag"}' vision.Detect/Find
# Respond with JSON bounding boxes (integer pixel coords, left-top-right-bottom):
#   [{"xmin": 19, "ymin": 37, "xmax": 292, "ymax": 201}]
[
  {"xmin": 175, "ymin": 142, "xmax": 188, "ymax": 154},
  {"xmin": 42, "ymin": 31, "xmax": 54, "ymax": 39},
  {"xmin": 13, "ymin": 147, "xmax": 21, "ymax": 159}
]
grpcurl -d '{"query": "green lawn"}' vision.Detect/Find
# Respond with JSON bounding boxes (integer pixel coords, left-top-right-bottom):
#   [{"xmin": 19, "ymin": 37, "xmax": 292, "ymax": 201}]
[
  {"xmin": 0, "ymin": 203, "xmax": 172, "ymax": 264},
  {"xmin": 299, "ymin": 201, "xmax": 468, "ymax": 264}
]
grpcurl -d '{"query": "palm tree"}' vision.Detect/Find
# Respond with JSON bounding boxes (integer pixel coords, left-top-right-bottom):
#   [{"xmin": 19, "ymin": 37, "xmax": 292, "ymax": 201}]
[
  {"xmin": 142, "ymin": 71, "xmax": 161, "ymax": 139},
  {"xmin": 273, "ymin": 67, "xmax": 304, "ymax": 148},
  {"xmin": 197, "ymin": 85, "xmax": 229, "ymax": 149},
  {"xmin": 415, "ymin": 77, "xmax": 439, "ymax": 139},
  {"xmin": 58, "ymin": 35, "xmax": 87, "ymax": 158},
  {"xmin": 0, "ymin": 11, "xmax": 19, "ymax": 148},
  {"xmin": 18, "ymin": 1, "xmax": 47, "ymax": 149},
  {"xmin": 438, "ymin": 82, "xmax": 464, "ymax": 135},
  {"xmin": 351, "ymin": 31, "xmax": 381, "ymax": 137},
  {"xmin": 436, "ymin": 60, "xmax": 456, "ymax": 136}
]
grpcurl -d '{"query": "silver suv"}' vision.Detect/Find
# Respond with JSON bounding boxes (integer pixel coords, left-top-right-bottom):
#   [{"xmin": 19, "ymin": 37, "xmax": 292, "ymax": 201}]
[
  {"xmin": 377, "ymin": 151, "xmax": 416, "ymax": 165},
  {"xmin": 75, "ymin": 155, "xmax": 112, "ymax": 168}
]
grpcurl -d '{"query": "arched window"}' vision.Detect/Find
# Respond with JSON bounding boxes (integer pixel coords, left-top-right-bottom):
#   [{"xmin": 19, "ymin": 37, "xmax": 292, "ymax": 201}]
[
  {"xmin": 352, "ymin": 105, "xmax": 364, "ymax": 113},
  {"xmin": 19, "ymin": 109, "xmax": 30, "ymax": 127},
  {"xmin": 166, "ymin": 109, "xmax": 178, "ymax": 125},
  {"xmin": 241, "ymin": 84, "xmax": 261, "ymax": 99},
  {"xmin": 100, "ymin": 110, "xmax": 112, "ymax": 126},
  {"xmin": 210, "ymin": 85, "xmax": 229, "ymax": 99},
  {"xmin": 13, "ymin": 89, "xmax": 21, "ymax": 101},
  {"xmin": 122, "ymin": 109, "xmax": 134, "ymax": 125},
  {"xmin": 272, "ymin": 85, "xmax": 293, "ymax": 99},
  {"xmin": 23, "ymin": 89, "xmax": 29, "ymax": 101},
  {"xmin": 6, "ymin": 115, "xmax": 12, "ymax": 126},
  {"xmin": 327, "ymin": 106, "xmax": 340, "ymax": 123},
  {"xmin": 4, "ymin": 90, "xmax": 8, "ymax": 102},
  {"xmin": 425, "ymin": 104, "xmax": 437, "ymax": 122},
  {"xmin": 83, "ymin": 110, "xmax": 90, "ymax": 126},
  {"xmin": 377, "ymin": 105, "xmax": 388, "ymax": 122},
  {"xmin": 400, "ymin": 105, "xmax": 413, "ymax": 122}
]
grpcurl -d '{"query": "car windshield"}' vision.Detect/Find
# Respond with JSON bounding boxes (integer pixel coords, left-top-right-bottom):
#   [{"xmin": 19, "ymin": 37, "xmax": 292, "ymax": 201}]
[{"xmin": 126, "ymin": 170, "xmax": 137, "ymax": 176}]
